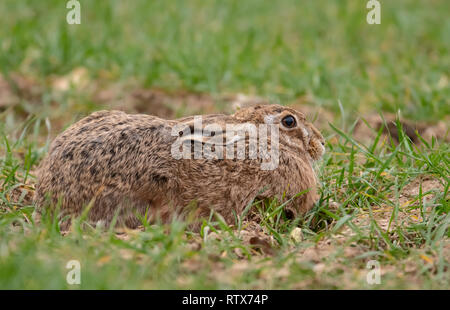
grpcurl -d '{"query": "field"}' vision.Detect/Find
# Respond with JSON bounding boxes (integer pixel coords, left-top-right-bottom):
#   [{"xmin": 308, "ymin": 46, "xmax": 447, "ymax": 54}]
[{"xmin": 0, "ymin": 0, "xmax": 449, "ymax": 289}]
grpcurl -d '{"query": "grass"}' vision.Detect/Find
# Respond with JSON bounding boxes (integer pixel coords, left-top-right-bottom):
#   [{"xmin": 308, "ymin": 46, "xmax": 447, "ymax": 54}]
[{"xmin": 0, "ymin": 0, "xmax": 449, "ymax": 289}]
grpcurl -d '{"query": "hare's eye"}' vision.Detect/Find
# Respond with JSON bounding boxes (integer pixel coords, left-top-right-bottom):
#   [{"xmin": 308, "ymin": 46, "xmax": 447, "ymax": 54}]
[{"xmin": 281, "ymin": 115, "xmax": 296, "ymax": 128}]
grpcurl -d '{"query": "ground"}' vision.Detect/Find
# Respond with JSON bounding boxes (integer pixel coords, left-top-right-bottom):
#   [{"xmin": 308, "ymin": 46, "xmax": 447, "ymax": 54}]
[{"xmin": 0, "ymin": 0, "xmax": 449, "ymax": 289}]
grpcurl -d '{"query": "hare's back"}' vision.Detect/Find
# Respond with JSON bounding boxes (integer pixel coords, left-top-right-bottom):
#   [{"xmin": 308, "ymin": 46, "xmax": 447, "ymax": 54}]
[{"xmin": 42, "ymin": 111, "xmax": 174, "ymax": 187}]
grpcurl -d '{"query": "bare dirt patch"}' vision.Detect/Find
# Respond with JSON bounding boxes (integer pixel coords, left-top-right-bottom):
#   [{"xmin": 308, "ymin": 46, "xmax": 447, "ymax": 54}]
[
  {"xmin": 353, "ymin": 113, "xmax": 449, "ymax": 145},
  {"xmin": 124, "ymin": 89, "xmax": 221, "ymax": 118},
  {"xmin": 0, "ymin": 73, "xmax": 41, "ymax": 111}
]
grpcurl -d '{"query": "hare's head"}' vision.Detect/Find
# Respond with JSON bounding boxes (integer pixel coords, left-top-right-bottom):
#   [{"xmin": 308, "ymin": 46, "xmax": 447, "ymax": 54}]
[{"xmin": 234, "ymin": 104, "xmax": 325, "ymax": 161}]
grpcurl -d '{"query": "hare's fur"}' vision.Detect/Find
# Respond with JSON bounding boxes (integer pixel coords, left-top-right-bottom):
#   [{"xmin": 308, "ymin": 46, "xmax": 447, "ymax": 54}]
[{"xmin": 34, "ymin": 104, "xmax": 325, "ymax": 228}]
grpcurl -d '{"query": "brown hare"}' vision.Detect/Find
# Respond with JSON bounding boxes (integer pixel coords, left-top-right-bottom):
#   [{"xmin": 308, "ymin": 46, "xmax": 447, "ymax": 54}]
[{"xmin": 34, "ymin": 104, "xmax": 325, "ymax": 229}]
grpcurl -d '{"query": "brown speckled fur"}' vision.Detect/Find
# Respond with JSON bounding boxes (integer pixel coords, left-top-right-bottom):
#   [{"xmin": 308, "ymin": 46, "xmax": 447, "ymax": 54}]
[{"xmin": 34, "ymin": 104, "xmax": 325, "ymax": 229}]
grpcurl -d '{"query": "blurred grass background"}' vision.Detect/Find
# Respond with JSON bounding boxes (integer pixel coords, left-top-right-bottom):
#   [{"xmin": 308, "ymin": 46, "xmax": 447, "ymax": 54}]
[{"xmin": 0, "ymin": 0, "xmax": 449, "ymax": 120}]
